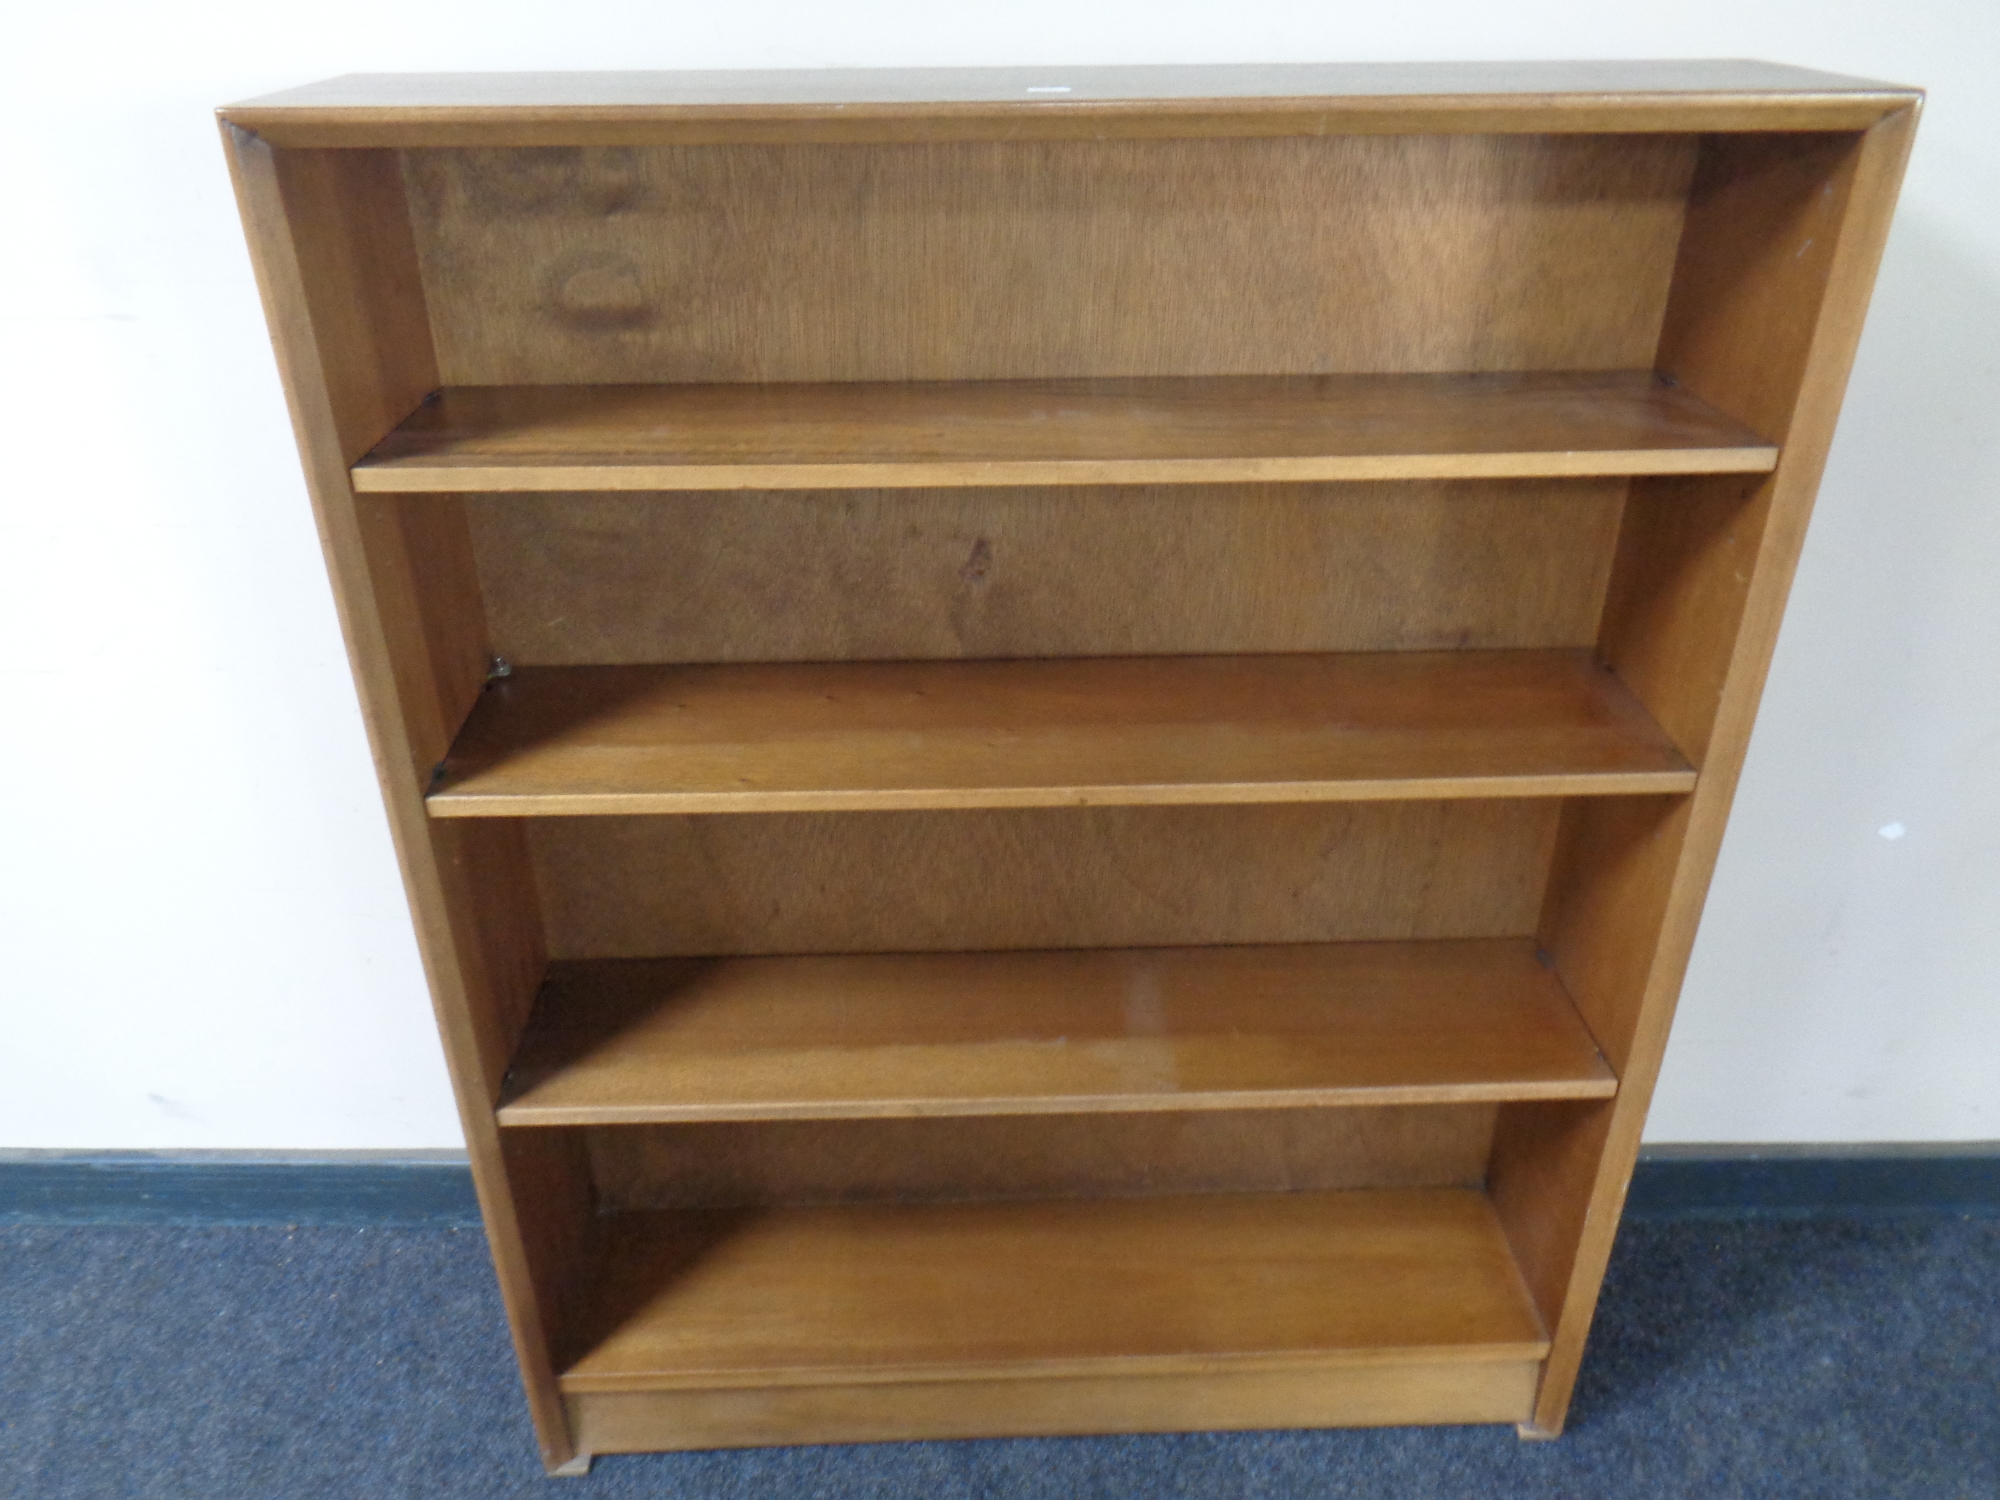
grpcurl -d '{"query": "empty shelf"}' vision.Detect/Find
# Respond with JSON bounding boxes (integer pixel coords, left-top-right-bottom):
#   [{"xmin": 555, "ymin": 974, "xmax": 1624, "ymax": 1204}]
[
  {"xmin": 497, "ymin": 939, "xmax": 1616, "ymax": 1125},
  {"xmin": 352, "ymin": 371, "xmax": 1778, "ymax": 492},
  {"xmin": 561, "ymin": 1188, "xmax": 1549, "ymax": 1394},
  {"xmin": 426, "ymin": 650, "xmax": 1697, "ymax": 817}
]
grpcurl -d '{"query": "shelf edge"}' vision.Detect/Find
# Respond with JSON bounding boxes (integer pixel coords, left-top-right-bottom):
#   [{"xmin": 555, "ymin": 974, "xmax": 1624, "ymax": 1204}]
[
  {"xmin": 556, "ymin": 1338, "xmax": 1555, "ymax": 1394},
  {"xmin": 428, "ymin": 769, "xmax": 1699, "ymax": 818},
  {"xmin": 497, "ymin": 1076, "xmax": 1617, "ymax": 1128},
  {"xmin": 353, "ymin": 449, "xmax": 1779, "ymax": 494}
]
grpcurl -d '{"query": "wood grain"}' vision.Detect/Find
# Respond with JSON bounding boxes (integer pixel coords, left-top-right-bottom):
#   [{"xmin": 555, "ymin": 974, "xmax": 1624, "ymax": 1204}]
[
  {"xmin": 1595, "ymin": 473, "xmax": 1770, "ymax": 766},
  {"xmin": 498, "ymin": 1128, "xmax": 604, "ymax": 1376},
  {"xmin": 565, "ymin": 1357, "xmax": 1542, "ymax": 1451},
  {"xmin": 1513, "ymin": 109, "xmax": 1921, "ymax": 1436},
  {"xmin": 466, "ymin": 478, "xmax": 1627, "ymax": 666},
  {"xmin": 586, "ymin": 1105, "xmax": 1497, "ymax": 1209},
  {"xmin": 351, "ymin": 493, "xmax": 492, "ymax": 784},
  {"xmin": 353, "ymin": 375, "xmax": 1772, "ymax": 492},
  {"xmin": 220, "ymin": 66, "xmax": 1921, "ymax": 1463},
  {"xmin": 221, "ymin": 61, "xmax": 1916, "ymax": 147},
  {"xmin": 400, "ymin": 136, "xmax": 1694, "ymax": 385},
  {"xmin": 267, "ymin": 148, "xmax": 438, "ymax": 465},
  {"xmin": 1598, "ymin": 133, "xmax": 1875, "ymax": 763},
  {"xmin": 1493, "ymin": 131, "xmax": 1889, "ymax": 1433},
  {"xmin": 497, "ymin": 940, "xmax": 1613, "ymax": 1125},
  {"xmin": 560, "ymin": 1190, "xmax": 1548, "ymax": 1391},
  {"xmin": 425, "ymin": 818, "xmax": 548, "ymax": 1099},
  {"xmin": 529, "ymin": 799, "xmax": 1561, "ymax": 958},
  {"xmin": 1486, "ymin": 1098, "xmax": 1615, "ymax": 1351},
  {"xmin": 220, "ymin": 127, "xmax": 581, "ymax": 1470},
  {"xmin": 427, "ymin": 652, "xmax": 1693, "ymax": 817},
  {"xmin": 1657, "ymin": 133, "xmax": 1870, "ymax": 445}
]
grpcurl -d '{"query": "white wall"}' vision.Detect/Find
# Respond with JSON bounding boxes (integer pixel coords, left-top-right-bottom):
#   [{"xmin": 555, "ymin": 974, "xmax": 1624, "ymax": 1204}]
[{"xmin": 3, "ymin": 2, "xmax": 1994, "ymax": 1149}]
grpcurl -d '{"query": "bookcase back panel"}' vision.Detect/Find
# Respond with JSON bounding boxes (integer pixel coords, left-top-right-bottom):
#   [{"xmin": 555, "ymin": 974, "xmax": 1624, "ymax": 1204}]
[
  {"xmin": 585, "ymin": 1104, "xmax": 1495, "ymax": 1209},
  {"xmin": 527, "ymin": 800, "xmax": 1560, "ymax": 958},
  {"xmin": 402, "ymin": 134, "xmax": 1694, "ymax": 384},
  {"xmin": 466, "ymin": 478, "xmax": 1624, "ymax": 665}
]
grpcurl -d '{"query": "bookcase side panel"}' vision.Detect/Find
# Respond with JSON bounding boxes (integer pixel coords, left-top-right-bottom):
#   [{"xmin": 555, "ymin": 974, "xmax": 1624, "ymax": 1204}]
[
  {"xmin": 1606, "ymin": 130, "xmax": 1872, "ymax": 768},
  {"xmin": 222, "ymin": 126, "xmax": 583, "ymax": 1471},
  {"xmin": 1498, "ymin": 106, "xmax": 1921, "ymax": 1436},
  {"xmin": 351, "ymin": 493, "xmax": 493, "ymax": 780},
  {"xmin": 265, "ymin": 145, "xmax": 439, "ymax": 464}
]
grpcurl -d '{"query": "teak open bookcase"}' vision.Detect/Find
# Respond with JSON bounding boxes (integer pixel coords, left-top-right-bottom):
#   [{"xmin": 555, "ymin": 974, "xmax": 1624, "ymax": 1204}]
[{"xmin": 220, "ymin": 61, "xmax": 1918, "ymax": 1473}]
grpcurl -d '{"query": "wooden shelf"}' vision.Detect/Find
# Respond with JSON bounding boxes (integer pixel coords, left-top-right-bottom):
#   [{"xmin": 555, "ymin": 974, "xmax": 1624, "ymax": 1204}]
[
  {"xmin": 498, "ymin": 939, "xmax": 1616, "ymax": 1125},
  {"xmin": 427, "ymin": 649, "xmax": 1695, "ymax": 817},
  {"xmin": 351, "ymin": 372, "xmax": 1777, "ymax": 493},
  {"xmin": 561, "ymin": 1188, "xmax": 1549, "ymax": 1394}
]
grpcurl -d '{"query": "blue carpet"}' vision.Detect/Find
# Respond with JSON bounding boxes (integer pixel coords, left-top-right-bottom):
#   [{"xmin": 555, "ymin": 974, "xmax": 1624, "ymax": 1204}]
[{"xmin": 2, "ymin": 1218, "xmax": 1994, "ymax": 1498}]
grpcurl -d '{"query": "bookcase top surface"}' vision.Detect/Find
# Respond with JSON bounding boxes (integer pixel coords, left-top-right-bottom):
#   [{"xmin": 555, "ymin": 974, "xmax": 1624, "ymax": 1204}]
[{"xmin": 220, "ymin": 60, "xmax": 1919, "ymax": 146}]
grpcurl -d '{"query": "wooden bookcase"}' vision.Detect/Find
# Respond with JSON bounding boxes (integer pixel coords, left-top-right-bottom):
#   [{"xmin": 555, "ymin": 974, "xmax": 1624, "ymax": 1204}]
[{"xmin": 219, "ymin": 62, "xmax": 1919, "ymax": 1473}]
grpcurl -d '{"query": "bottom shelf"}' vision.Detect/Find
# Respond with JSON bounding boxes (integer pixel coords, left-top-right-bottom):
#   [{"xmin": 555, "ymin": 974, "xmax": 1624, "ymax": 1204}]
[{"xmin": 559, "ymin": 1187, "xmax": 1548, "ymax": 1452}]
